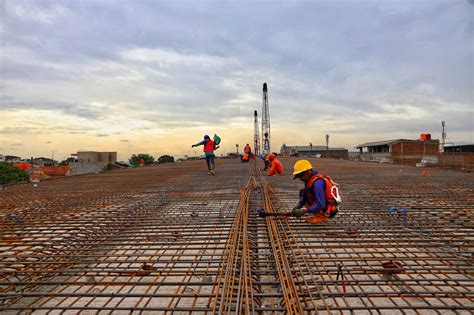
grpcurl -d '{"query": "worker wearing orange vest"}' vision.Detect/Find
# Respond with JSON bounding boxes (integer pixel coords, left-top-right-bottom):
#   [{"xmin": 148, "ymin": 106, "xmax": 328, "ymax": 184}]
[
  {"xmin": 291, "ymin": 160, "xmax": 341, "ymax": 224},
  {"xmin": 244, "ymin": 144, "xmax": 252, "ymax": 155},
  {"xmin": 192, "ymin": 135, "xmax": 216, "ymax": 175},
  {"xmin": 267, "ymin": 153, "xmax": 283, "ymax": 176}
]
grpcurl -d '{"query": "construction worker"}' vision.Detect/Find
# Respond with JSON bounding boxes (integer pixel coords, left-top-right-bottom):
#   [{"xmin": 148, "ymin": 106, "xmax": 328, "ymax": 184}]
[
  {"xmin": 241, "ymin": 153, "xmax": 249, "ymax": 163},
  {"xmin": 267, "ymin": 153, "xmax": 283, "ymax": 176},
  {"xmin": 192, "ymin": 135, "xmax": 216, "ymax": 175},
  {"xmin": 244, "ymin": 144, "xmax": 252, "ymax": 155},
  {"xmin": 291, "ymin": 160, "xmax": 340, "ymax": 224}
]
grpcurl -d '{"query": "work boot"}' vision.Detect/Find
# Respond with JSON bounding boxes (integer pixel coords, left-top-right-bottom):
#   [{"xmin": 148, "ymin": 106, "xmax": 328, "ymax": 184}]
[{"xmin": 305, "ymin": 212, "xmax": 328, "ymax": 224}]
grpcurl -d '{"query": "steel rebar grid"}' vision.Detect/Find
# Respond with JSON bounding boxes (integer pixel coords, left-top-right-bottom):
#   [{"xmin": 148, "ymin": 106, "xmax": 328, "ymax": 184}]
[
  {"xmin": 212, "ymin": 176, "xmax": 259, "ymax": 313},
  {"xmin": 0, "ymin": 157, "xmax": 473, "ymax": 314}
]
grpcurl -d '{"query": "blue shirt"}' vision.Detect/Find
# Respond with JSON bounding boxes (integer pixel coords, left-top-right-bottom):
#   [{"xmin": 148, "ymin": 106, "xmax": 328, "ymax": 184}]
[{"xmin": 299, "ymin": 170, "xmax": 326, "ymax": 213}]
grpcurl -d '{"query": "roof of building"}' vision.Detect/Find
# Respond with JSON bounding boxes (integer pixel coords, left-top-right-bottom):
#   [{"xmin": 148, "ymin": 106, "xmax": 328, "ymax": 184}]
[
  {"xmin": 356, "ymin": 139, "xmax": 401, "ymax": 148},
  {"xmin": 34, "ymin": 157, "xmax": 55, "ymax": 161},
  {"xmin": 444, "ymin": 144, "xmax": 474, "ymax": 147},
  {"xmin": 77, "ymin": 151, "xmax": 117, "ymax": 154},
  {"xmin": 357, "ymin": 138, "xmax": 440, "ymax": 148},
  {"xmin": 284, "ymin": 145, "xmax": 347, "ymax": 151}
]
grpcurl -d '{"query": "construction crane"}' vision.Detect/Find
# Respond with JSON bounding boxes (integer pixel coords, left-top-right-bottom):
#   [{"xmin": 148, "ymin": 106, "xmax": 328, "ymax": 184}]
[
  {"xmin": 253, "ymin": 110, "xmax": 260, "ymax": 156},
  {"xmin": 262, "ymin": 82, "xmax": 270, "ymax": 154},
  {"xmin": 441, "ymin": 121, "xmax": 446, "ymax": 152}
]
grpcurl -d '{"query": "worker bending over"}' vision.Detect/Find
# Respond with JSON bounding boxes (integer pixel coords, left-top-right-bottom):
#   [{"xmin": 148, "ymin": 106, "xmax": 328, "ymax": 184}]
[
  {"xmin": 291, "ymin": 160, "xmax": 341, "ymax": 224},
  {"xmin": 267, "ymin": 153, "xmax": 283, "ymax": 176},
  {"xmin": 192, "ymin": 135, "xmax": 216, "ymax": 175},
  {"xmin": 241, "ymin": 153, "xmax": 249, "ymax": 163}
]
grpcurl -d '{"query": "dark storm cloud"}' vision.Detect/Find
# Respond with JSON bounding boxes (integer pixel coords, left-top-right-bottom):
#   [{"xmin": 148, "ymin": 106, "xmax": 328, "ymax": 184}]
[{"xmin": 1, "ymin": 0, "xmax": 472, "ymax": 140}]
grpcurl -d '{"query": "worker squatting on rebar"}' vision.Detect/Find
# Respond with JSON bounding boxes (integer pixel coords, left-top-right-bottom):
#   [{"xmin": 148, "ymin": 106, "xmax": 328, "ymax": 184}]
[
  {"xmin": 266, "ymin": 153, "xmax": 283, "ymax": 176},
  {"xmin": 291, "ymin": 159, "xmax": 342, "ymax": 224},
  {"xmin": 192, "ymin": 134, "xmax": 220, "ymax": 175}
]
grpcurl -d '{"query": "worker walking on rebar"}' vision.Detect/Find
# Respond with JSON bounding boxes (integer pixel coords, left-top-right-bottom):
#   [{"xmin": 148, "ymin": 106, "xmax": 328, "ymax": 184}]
[
  {"xmin": 267, "ymin": 153, "xmax": 283, "ymax": 176},
  {"xmin": 291, "ymin": 160, "xmax": 341, "ymax": 224},
  {"xmin": 192, "ymin": 135, "xmax": 217, "ymax": 175}
]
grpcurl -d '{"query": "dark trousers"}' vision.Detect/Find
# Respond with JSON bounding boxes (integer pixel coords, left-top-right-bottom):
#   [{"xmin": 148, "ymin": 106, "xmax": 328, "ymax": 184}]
[
  {"xmin": 206, "ymin": 155, "xmax": 215, "ymax": 171},
  {"xmin": 264, "ymin": 160, "xmax": 270, "ymax": 170}
]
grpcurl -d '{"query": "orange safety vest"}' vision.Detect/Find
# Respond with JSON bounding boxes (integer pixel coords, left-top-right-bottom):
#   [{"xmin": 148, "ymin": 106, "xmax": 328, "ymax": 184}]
[
  {"xmin": 244, "ymin": 145, "xmax": 251, "ymax": 153},
  {"xmin": 203, "ymin": 140, "xmax": 215, "ymax": 152},
  {"xmin": 268, "ymin": 159, "xmax": 283, "ymax": 176},
  {"xmin": 305, "ymin": 173, "xmax": 339, "ymax": 216}
]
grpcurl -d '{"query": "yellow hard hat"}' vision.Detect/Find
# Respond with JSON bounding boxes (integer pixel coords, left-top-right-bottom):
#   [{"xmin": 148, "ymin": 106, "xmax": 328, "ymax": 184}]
[{"xmin": 293, "ymin": 160, "xmax": 313, "ymax": 177}]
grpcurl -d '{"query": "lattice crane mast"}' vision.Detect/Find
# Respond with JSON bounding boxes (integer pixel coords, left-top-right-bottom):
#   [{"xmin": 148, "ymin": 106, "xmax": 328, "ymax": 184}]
[
  {"xmin": 253, "ymin": 110, "xmax": 260, "ymax": 156},
  {"xmin": 261, "ymin": 82, "xmax": 270, "ymax": 154}
]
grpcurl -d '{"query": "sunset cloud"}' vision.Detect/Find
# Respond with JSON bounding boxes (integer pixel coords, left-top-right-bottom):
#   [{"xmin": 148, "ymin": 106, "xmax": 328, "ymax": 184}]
[{"xmin": 1, "ymin": 0, "xmax": 472, "ymax": 160}]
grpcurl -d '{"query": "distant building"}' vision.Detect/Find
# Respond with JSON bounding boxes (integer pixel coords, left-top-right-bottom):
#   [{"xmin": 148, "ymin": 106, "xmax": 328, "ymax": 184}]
[
  {"xmin": 356, "ymin": 137, "xmax": 440, "ymax": 164},
  {"xmin": 0, "ymin": 154, "xmax": 5, "ymax": 162},
  {"xmin": 5, "ymin": 155, "xmax": 21, "ymax": 162},
  {"xmin": 68, "ymin": 151, "xmax": 118, "ymax": 175},
  {"xmin": 75, "ymin": 151, "xmax": 117, "ymax": 163},
  {"xmin": 33, "ymin": 157, "xmax": 56, "ymax": 167},
  {"xmin": 444, "ymin": 144, "xmax": 474, "ymax": 153},
  {"xmin": 439, "ymin": 144, "xmax": 474, "ymax": 171},
  {"xmin": 281, "ymin": 144, "xmax": 348, "ymax": 159}
]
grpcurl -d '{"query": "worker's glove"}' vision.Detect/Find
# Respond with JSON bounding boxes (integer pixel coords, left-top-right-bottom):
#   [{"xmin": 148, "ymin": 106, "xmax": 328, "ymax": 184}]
[
  {"xmin": 293, "ymin": 202, "xmax": 304, "ymax": 211},
  {"xmin": 291, "ymin": 208, "xmax": 305, "ymax": 218}
]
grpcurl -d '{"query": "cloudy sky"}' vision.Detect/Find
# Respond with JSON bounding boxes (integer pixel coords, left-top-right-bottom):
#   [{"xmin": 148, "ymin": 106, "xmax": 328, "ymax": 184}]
[{"xmin": 1, "ymin": 0, "xmax": 472, "ymax": 161}]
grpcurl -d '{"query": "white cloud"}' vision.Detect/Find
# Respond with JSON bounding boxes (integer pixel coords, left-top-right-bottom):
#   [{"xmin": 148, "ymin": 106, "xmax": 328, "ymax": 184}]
[
  {"xmin": 365, "ymin": 104, "xmax": 431, "ymax": 120},
  {"xmin": 4, "ymin": 1, "xmax": 69, "ymax": 24},
  {"xmin": 0, "ymin": 1, "xmax": 472, "ymax": 159},
  {"xmin": 120, "ymin": 48, "xmax": 236, "ymax": 69}
]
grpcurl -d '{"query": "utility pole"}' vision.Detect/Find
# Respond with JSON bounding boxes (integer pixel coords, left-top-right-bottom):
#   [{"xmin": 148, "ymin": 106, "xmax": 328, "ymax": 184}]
[
  {"xmin": 236, "ymin": 144, "xmax": 239, "ymax": 154},
  {"xmin": 310, "ymin": 142, "xmax": 313, "ymax": 156},
  {"xmin": 254, "ymin": 110, "xmax": 260, "ymax": 156},
  {"xmin": 262, "ymin": 82, "xmax": 270, "ymax": 154},
  {"xmin": 441, "ymin": 121, "xmax": 446, "ymax": 152},
  {"xmin": 326, "ymin": 135, "xmax": 329, "ymax": 151}
]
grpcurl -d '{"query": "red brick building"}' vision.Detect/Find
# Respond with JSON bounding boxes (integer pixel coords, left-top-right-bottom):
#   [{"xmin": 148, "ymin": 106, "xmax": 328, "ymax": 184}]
[{"xmin": 356, "ymin": 138, "xmax": 440, "ymax": 165}]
